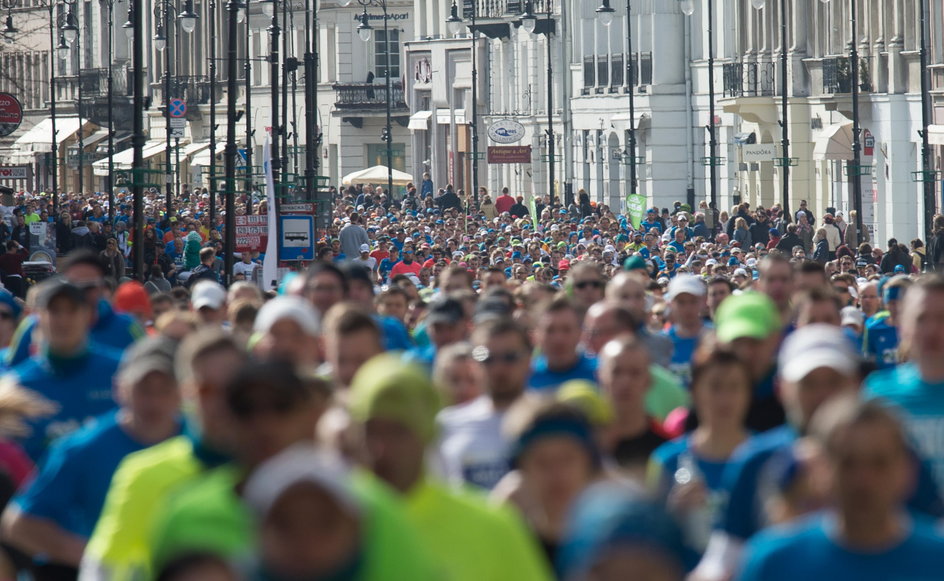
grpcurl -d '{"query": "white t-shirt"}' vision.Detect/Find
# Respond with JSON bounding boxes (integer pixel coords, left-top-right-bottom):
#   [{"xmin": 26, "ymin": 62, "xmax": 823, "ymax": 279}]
[
  {"xmin": 435, "ymin": 396, "xmax": 511, "ymax": 490},
  {"xmin": 234, "ymin": 261, "xmax": 258, "ymax": 278}
]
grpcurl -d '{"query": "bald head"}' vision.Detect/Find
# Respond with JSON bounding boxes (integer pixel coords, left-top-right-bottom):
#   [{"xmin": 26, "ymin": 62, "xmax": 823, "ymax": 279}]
[
  {"xmin": 582, "ymin": 302, "xmax": 638, "ymax": 355},
  {"xmin": 605, "ymin": 272, "xmax": 647, "ymax": 321}
]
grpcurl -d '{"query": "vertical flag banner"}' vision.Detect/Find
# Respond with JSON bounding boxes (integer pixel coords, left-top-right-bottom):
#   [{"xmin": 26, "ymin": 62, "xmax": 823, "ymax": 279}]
[{"xmin": 626, "ymin": 193, "xmax": 647, "ymax": 229}]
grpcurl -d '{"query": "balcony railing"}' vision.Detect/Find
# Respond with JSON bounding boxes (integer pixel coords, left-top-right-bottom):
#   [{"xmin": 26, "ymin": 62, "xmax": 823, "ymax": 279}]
[
  {"xmin": 461, "ymin": 0, "xmax": 553, "ymax": 19},
  {"xmin": 333, "ymin": 81, "xmax": 408, "ymax": 111},
  {"xmin": 722, "ymin": 62, "xmax": 776, "ymax": 98},
  {"xmin": 822, "ymin": 56, "xmax": 872, "ymax": 94},
  {"xmin": 77, "ymin": 68, "xmax": 130, "ymax": 98},
  {"xmin": 171, "ymin": 75, "xmax": 215, "ymax": 105}
]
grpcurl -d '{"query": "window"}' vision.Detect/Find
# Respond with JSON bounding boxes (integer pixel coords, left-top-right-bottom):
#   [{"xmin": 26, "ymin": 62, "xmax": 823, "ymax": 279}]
[
  {"xmin": 366, "ymin": 143, "xmax": 406, "ymax": 171},
  {"xmin": 374, "ymin": 29, "xmax": 400, "ymax": 79}
]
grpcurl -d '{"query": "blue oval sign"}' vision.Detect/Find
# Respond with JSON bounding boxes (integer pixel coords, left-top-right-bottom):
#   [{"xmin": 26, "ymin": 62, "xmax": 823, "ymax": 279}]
[{"xmin": 487, "ymin": 119, "xmax": 525, "ymax": 144}]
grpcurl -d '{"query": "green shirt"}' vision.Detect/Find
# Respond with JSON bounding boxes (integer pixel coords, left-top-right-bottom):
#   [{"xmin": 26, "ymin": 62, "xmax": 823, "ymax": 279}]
[
  {"xmin": 150, "ymin": 465, "xmax": 445, "ymax": 581},
  {"xmin": 648, "ymin": 365, "xmax": 690, "ymax": 421},
  {"xmin": 404, "ymin": 478, "xmax": 554, "ymax": 581}
]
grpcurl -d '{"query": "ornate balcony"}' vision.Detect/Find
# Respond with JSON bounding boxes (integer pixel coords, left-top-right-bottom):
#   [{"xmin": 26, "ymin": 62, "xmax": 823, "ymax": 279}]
[
  {"xmin": 333, "ymin": 81, "xmax": 408, "ymax": 112},
  {"xmin": 722, "ymin": 62, "xmax": 776, "ymax": 98}
]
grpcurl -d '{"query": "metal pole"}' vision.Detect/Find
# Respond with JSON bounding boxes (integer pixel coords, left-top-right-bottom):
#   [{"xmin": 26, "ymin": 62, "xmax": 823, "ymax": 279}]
[
  {"xmin": 281, "ymin": 0, "xmax": 289, "ymax": 179},
  {"xmin": 175, "ymin": 136, "xmax": 181, "ymax": 199},
  {"xmin": 546, "ymin": 3, "xmax": 554, "ymax": 205},
  {"xmin": 779, "ymin": 0, "xmax": 789, "ymax": 221},
  {"xmin": 48, "ymin": 3, "xmax": 59, "ymax": 211},
  {"xmin": 383, "ymin": 0, "xmax": 392, "ymax": 198},
  {"xmin": 626, "ymin": 0, "xmax": 636, "ymax": 194},
  {"xmin": 132, "ymin": 0, "xmax": 145, "ymax": 279},
  {"xmin": 163, "ymin": 3, "xmax": 173, "ymax": 219},
  {"xmin": 304, "ymin": 0, "xmax": 318, "ymax": 231},
  {"xmin": 224, "ymin": 0, "xmax": 239, "ymax": 283},
  {"xmin": 107, "ymin": 0, "xmax": 114, "ymax": 221},
  {"xmin": 244, "ymin": 12, "xmax": 253, "ymax": 214},
  {"xmin": 269, "ymin": 0, "xmax": 281, "ymax": 209},
  {"xmin": 470, "ymin": 3, "xmax": 479, "ymax": 208},
  {"xmin": 209, "ymin": 0, "xmax": 217, "ymax": 226},
  {"xmin": 919, "ymin": 0, "xmax": 934, "ymax": 239},
  {"xmin": 850, "ymin": 0, "xmax": 863, "ymax": 239},
  {"xmin": 76, "ymin": 13, "xmax": 83, "ymax": 196},
  {"xmin": 706, "ymin": 0, "xmax": 716, "ymax": 210}
]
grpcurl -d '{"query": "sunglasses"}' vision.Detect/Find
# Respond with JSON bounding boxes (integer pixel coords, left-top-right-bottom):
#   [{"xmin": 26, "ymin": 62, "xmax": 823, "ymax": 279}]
[
  {"xmin": 474, "ymin": 349, "xmax": 527, "ymax": 366},
  {"xmin": 575, "ymin": 280, "xmax": 605, "ymax": 290},
  {"xmin": 0, "ymin": 311, "xmax": 14, "ymax": 321}
]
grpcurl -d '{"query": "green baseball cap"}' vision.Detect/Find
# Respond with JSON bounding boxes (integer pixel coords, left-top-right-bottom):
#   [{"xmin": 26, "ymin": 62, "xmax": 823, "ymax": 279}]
[
  {"xmin": 623, "ymin": 255, "xmax": 647, "ymax": 272},
  {"xmin": 714, "ymin": 292, "xmax": 780, "ymax": 343}
]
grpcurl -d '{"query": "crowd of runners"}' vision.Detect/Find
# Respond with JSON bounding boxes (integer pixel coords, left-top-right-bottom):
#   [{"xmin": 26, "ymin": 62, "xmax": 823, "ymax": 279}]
[{"xmin": 0, "ymin": 180, "xmax": 941, "ymax": 580}]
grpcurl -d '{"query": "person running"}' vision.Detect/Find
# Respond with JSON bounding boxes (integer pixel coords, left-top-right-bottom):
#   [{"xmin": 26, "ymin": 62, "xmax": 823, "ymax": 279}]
[
  {"xmin": 2, "ymin": 337, "xmax": 181, "ymax": 578},
  {"xmin": 350, "ymin": 354, "xmax": 553, "ymax": 581}
]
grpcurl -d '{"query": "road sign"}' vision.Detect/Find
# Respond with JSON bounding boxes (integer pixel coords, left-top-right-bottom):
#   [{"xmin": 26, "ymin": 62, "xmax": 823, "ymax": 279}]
[
  {"xmin": 235, "ymin": 214, "xmax": 268, "ymax": 252},
  {"xmin": 169, "ymin": 117, "xmax": 186, "ymax": 128},
  {"xmin": 0, "ymin": 167, "xmax": 29, "ymax": 180},
  {"xmin": 0, "ymin": 93, "xmax": 23, "ymax": 138},
  {"xmin": 168, "ymin": 98, "xmax": 186, "ymax": 118},
  {"xmin": 170, "ymin": 126, "xmax": 185, "ymax": 138},
  {"xmin": 279, "ymin": 215, "xmax": 314, "ymax": 261},
  {"xmin": 281, "ymin": 203, "xmax": 314, "ymax": 214}
]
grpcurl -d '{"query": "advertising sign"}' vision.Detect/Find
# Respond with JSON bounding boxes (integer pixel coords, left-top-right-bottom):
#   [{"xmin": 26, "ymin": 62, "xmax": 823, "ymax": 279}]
[
  {"xmin": 487, "ymin": 119, "xmax": 526, "ymax": 144},
  {"xmin": 0, "ymin": 167, "xmax": 28, "ymax": 180},
  {"xmin": 235, "ymin": 214, "xmax": 269, "ymax": 252},
  {"xmin": 626, "ymin": 193, "xmax": 647, "ymax": 228},
  {"xmin": 741, "ymin": 143, "xmax": 777, "ymax": 163},
  {"xmin": 0, "ymin": 93, "xmax": 23, "ymax": 138},
  {"xmin": 487, "ymin": 145, "xmax": 532, "ymax": 164}
]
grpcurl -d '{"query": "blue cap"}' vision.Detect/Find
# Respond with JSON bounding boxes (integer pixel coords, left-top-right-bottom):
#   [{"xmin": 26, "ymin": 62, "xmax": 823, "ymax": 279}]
[
  {"xmin": 728, "ymin": 257, "xmax": 740, "ymax": 266},
  {"xmin": 894, "ymin": 264, "xmax": 906, "ymax": 273},
  {"xmin": 0, "ymin": 290, "xmax": 21, "ymax": 319},
  {"xmin": 512, "ymin": 252, "xmax": 522, "ymax": 259}
]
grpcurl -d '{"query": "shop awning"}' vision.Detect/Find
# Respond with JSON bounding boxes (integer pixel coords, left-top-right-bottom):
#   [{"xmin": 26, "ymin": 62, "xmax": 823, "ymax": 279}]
[
  {"xmin": 408, "ymin": 111, "xmax": 433, "ymax": 131},
  {"xmin": 190, "ymin": 142, "xmax": 227, "ymax": 167},
  {"xmin": 91, "ymin": 140, "xmax": 170, "ymax": 176},
  {"xmin": 927, "ymin": 125, "xmax": 944, "ymax": 146},
  {"xmin": 812, "ymin": 122, "xmax": 853, "ymax": 161},
  {"xmin": 13, "ymin": 117, "xmax": 87, "ymax": 153}
]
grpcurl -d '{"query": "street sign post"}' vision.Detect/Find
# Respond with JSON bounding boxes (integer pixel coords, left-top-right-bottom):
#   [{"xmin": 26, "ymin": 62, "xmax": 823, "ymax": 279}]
[
  {"xmin": 279, "ymin": 215, "xmax": 314, "ymax": 261},
  {"xmin": 168, "ymin": 98, "xmax": 187, "ymax": 118}
]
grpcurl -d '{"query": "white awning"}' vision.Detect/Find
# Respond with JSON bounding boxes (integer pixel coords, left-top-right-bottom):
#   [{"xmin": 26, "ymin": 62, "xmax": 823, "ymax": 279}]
[
  {"xmin": 13, "ymin": 117, "xmax": 86, "ymax": 153},
  {"xmin": 436, "ymin": 109, "xmax": 467, "ymax": 125},
  {"xmin": 190, "ymin": 142, "xmax": 227, "ymax": 167},
  {"xmin": 83, "ymin": 129, "xmax": 111, "ymax": 149},
  {"xmin": 182, "ymin": 141, "xmax": 211, "ymax": 157},
  {"xmin": 91, "ymin": 140, "xmax": 169, "ymax": 176},
  {"xmin": 928, "ymin": 125, "xmax": 944, "ymax": 146},
  {"xmin": 813, "ymin": 122, "xmax": 854, "ymax": 161},
  {"xmin": 408, "ymin": 111, "xmax": 433, "ymax": 131}
]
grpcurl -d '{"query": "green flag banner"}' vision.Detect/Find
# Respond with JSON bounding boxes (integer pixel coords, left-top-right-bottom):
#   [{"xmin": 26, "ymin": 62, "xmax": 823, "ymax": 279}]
[
  {"xmin": 626, "ymin": 193, "xmax": 647, "ymax": 229},
  {"xmin": 529, "ymin": 195, "xmax": 538, "ymax": 230}
]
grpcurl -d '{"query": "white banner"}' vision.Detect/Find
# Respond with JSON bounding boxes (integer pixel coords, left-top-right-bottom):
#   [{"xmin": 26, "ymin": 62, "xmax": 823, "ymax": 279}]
[{"xmin": 261, "ymin": 137, "xmax": 279, "ymax": 290}]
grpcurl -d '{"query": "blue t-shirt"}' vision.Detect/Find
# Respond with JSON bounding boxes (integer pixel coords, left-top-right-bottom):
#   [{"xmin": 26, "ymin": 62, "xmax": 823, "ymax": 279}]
[
  {"xmin": 640, "ymin": 219, "xmax": 663, "ymax": 234},
  {"xmin": 738, "ymin": 515, "xmax": 944, "ymax": 581},
  {"xmin": 866, "ymin": 363, "xmax": 944, "ymax": 490},
  {"xmin": 10, "ymin": 344, "xmax": 123, "ymax": 461},
  {"xmin": 13, "ymin": 411, "xmax": 180, "ymax": 537},
  {"xmin": 376, "ymin": 315, "xmax": 413, "ymax": 352},
  {"xmin": 863, "ymin": 313, "xmax": 900, "ymax": 370},
  {"xmin": 663, "ymin": 325, "xmax": 709, "ymax": 387},
  {"xmin": 651, "ymin": 435, "xmax": 741, "ymax": 497},
  {"xmin": 529, "ymin": 352, "xmax": 597, "ymax": 392}
]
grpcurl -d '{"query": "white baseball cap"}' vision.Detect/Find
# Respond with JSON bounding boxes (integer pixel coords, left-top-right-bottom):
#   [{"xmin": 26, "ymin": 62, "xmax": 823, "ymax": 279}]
[
  {"xmin": 254, "ymin": 296, "xmax": 321, "ymax": 338},
  {"xmin": 778, "ymin": 324, "xmax": 860, "ymax": 383},
  {"xmin": 666, "ymin": 274, "xmax": 706, "ymax": 301},
  {"xmin": 359, "ymin": 243, "xmax": 370, "ymax": 253},
  {"xmin": 191, "ymin": 281, "xmax": 227, "ymax": 310}
]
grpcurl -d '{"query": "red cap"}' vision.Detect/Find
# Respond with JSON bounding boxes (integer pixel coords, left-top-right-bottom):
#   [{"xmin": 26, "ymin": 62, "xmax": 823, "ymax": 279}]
[
  {"xmin": 113, "ymin": 281, "xmax": 152, "ymax": 319},
  {"xmin": 558, "ymin": 259, "xmax": 571, "ymax": 271}
]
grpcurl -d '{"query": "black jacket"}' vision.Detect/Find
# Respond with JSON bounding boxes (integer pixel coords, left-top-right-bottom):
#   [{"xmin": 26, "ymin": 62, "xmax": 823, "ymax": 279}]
[{"xmin": 775, "ymin": 232, "xmax": 803, "ymax": 254}]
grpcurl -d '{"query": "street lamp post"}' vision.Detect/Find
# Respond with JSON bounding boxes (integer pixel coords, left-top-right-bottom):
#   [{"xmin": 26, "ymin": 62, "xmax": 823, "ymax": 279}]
[
  {"xmin": 223, "ymin": 0, "xmax": 242, "ymax": 282},
  {"xmin": 124, "ymin": 0, "xmax": 145, "ymax": 279},
  {"xmin": 263, "ymin": 0, "xmax": 281, "ymax": 206},
  {"xmin": 680, "ymin": 0, "xmax": 718, "ymax": 211},
  {"xmin": 102, "ymin": 0, "xmax": 116, "ymax": 220},
  {"xmin": 154, "ymin": 0, "xmax": 197, "ymax": 220},
  {"xmin": 353, "ymin": 0, "xmax": 394, "ymax": 199},
  {"xmin": 751, "ymin": 0, "xmax": 790, "ymax": 222},
  {"xmin": 821, "ymin": 0, "xmax": 863, "ymax": 242},
  {"xmin": 208, "ymin": 0, "xmax": 217, "ymax": 226},
  {"xmin": 60, "ymin": 0, "xmax": 84, "ymax": 196},
  {"xmin": 596, "ymin": 0, "xmax": 638, "ymax": 197},
  {"xmin": 304, "ymin": 0, "xmax": 320, "ymax": 229},
  {"xmin": 918, "ymin": 0, "xmax": 934, "ymax": 239},
  {"xmin": 446, "ymin": 0, "xmax": 480, "ymax": 209},
  {"xmin": 520, "ymin": 0, "xmax": 556, "ymax": 205}
]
